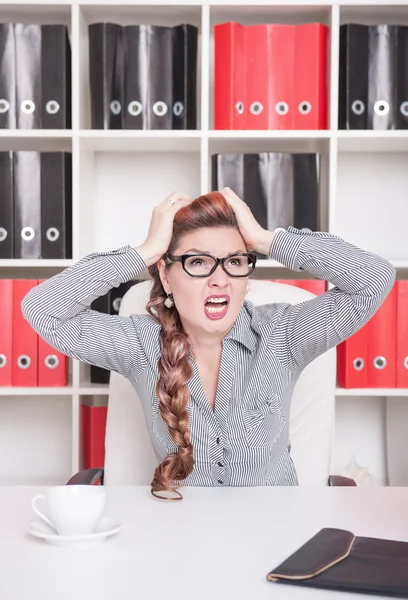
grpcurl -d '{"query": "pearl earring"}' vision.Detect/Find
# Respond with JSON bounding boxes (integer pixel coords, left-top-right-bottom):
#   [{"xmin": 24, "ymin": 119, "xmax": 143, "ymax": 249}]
[{"xmin": 164, "ymin": 293, "xmax": 174, "ymax": 308}]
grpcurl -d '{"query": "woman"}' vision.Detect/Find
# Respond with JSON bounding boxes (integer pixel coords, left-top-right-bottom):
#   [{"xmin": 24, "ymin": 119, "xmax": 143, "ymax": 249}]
[{"xmin": 21, "ymin": 188, "xmax": 395, "ymax": 500}]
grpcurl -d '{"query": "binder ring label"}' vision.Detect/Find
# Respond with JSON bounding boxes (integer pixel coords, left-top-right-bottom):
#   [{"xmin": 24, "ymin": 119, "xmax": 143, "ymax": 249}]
[
  {"xmin": 235, "ymin": 101, "xmax": 244, "ymax": 115},
  {"xmin": 21, "ymin": 100, "xmax": 35, "ymax": 114},
  {"xmin": 110, "ymin": 100, "xmax": 121, "ymax": 115},
  {"xmin": 21, "ymin": 227, "xmax": 35, "ymax": 241},
  {"xmin": 374, "ymin": 356, "xmax": 386, "ymax": 370},
  {"xmin": 0, "ymin": 354, "xmax": 6, "ymax": 368},
  {"xmin": 0, "ymin": 227, "xmax": 7, "ymax": 242},
  {"xmin": 351, "ymin": 100, "xmax": 365, "ymax": 115},
  {"xmin": 45, "ymin": 354, "xmax": 59, "ymax": 369},
  {"xmin": 400, "ymin": 101, "xmax": 408, "ymax": 117},
  {"xmin": 153, "ymin": 101, "xmax": 168, "ymax": 117},
  {"xmin": 127, "ymin": 101, "xmax": 142, "ymax": 116},
  {"xmin": 404, "ymin": 356, "xmax": 408, "ymax": 370},
  {"xmin": 173, "ymin": 102, "xmax": 184, "ymax": 116},
  {"xmin": 0, "ymin": 99, "xmax": 10, "ymax": 113},
  {"xmin": 275, "ymin": 102, "xmax": 289, "ymax": 115},
  {"xmin": 46, "ymin": 100, "xmax": 60, "ymax": 115},
  {"xmin": 46, "ymin": 227, "xmax": 60, "ymax": 242},
  {"xmin": 112, "ymin": 297, "xmax": 122, "ymax": 313},
  {"xmin": 250, "ymin": 101, "xmax": 263, "ymax": 115},
  {"xmin": 298, "ymin": 101, "xmax": 312, "ymax": 115},
  {"xmin": 17, "ymin": 355, "xmax": 31, "ymax": 370},
  {"xmin": 353, "ymin": 357, "xmax": 364, "ymax": 371},
  {"xmin": 374, "ymin": 101, "xmax": 389, "ymax": 116}
]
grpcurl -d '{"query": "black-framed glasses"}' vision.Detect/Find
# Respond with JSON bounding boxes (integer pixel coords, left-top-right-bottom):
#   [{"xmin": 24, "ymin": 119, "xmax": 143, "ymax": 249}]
[{"xmin": 164, "ymin": 252, "xmax": 257, "ymax": 278}]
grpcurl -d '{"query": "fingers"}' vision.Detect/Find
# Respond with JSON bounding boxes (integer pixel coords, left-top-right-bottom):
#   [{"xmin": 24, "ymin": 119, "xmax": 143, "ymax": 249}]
[{"xmin": 162, "ymin": 191, "xmax": 193, "ymax": 209}]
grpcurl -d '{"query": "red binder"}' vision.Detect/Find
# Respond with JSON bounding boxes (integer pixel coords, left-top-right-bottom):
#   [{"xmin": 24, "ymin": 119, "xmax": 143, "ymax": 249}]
[
  {"xmin": 366, "ymin": 283, "xmax": 397, "ymax": 388},
  {"xmin": 81, "ymin": 402, "xmax": 108, "ymax": 469},
  {"xmin": 396, "ymin": 280, "xmax": 408, "ymax": 388},
  {"xmin": 294, "ymin": 23, "xmax": 328, "ymax": 130},
  {"xmin": 214, "ymin": 22, "xmax": 246, "ymax": 129},
  {"xmin": 12, "ymin": 279, "xmax": 38, "ymax": 386},
  {"xmin": 245, "ymin": 24, "xmax": 268, "ymax": 129},
  {"xmin": 336, "ymin": 324, "xmax": 369, "ymax": 389},
  {"xmin": 37, "ymin": 279, "xmax": 68, "ymax": 387},
  {"xmin": 0, "ymin": 279, "xmax": 13, "ymax": 386},
  {"xmin": 245, "ymin": 24, "xmax": 295, "ymax": 130}
]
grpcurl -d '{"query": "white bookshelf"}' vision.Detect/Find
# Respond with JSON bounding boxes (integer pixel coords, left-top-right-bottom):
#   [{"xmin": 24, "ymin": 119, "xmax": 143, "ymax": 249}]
[{"xmin": 1, "ymin": 0, "xmax": 407, "ymax": 487}]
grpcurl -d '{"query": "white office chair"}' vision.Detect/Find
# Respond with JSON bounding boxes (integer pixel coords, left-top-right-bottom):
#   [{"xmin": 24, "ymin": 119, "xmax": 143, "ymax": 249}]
[{"xmin": 68, "ymin": 279, "xmax": 356, "ymax": 487}]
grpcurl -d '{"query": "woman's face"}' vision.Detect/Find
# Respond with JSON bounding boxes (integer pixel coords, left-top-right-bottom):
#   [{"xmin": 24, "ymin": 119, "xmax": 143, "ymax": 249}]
[{"xmin": 158, "ymin": 227, "xmax": 249, "ymax": 340}]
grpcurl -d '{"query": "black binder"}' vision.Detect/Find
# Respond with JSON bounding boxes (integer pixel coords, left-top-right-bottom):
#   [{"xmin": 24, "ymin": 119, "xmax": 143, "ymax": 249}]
[
  {"xmin": 0, "ymin": 24, "xmax": 16, "ymax": 129},
  {"xmin": 395, "ymin": 25, "xmax": 408, "ymax": 129},
  {"xmin": 109, "ymin": 281, "xmax": 135, "ymax": 315},
  {"xmin": 90, "ymin": 293, "xmax": 111, "ymax": 384},
  {"xmin": 123, "ymin": 25, "xmax": 145, "ymax": 130},
  {"xmin": 13, "ymin": 151, "xmax": 41, "ymax": 258},
  {"xmin": 0, "ymin": 151, "xmax": 14, "ymax": 258},
  {"xmin": 338, "ymin": 24, "xmax": 369, "ymax": 129},
  {"xmin": 41, "ymin": 25, "xmax": 71, "ymax": 129},
  {"xmin": 147, "ymin": 26, "xmax": 173, "ymax": 130},
  {"xmin": 15, "ymin": 24, "xmax": 41, "ymax": 129},
  {"xmin": 212, "ymin": 152, "xmax": 319, "ymax": 258},
  {"xmin": 88, "ymin": 23, "xmax": 124, "ymax": 129},
  {"xmin": 367, "ymin": 24, "xmax": 396, "ymax": 130},
  {"xmin": 293, "ymin": 153, "xmax": 319, "ymax": 231},
  {"xmin": 40, "ymin": 152, "xmax": 72, "ymax": 259},
  {"xmin": 172, "ymin": 24, "xmax": 198, "ymax": 130}
]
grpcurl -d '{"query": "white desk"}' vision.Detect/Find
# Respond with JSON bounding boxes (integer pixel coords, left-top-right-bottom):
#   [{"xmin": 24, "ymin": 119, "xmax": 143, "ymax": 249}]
[{"xmin": 0, "ymin": 486, "xmax": 407, "ymax": 600}]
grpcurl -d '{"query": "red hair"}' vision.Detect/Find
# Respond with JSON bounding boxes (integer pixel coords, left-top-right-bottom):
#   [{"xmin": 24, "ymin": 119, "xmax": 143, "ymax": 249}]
[{"xmin": 146, "ymin": 191, "xmax": 240, "ymax": 499}]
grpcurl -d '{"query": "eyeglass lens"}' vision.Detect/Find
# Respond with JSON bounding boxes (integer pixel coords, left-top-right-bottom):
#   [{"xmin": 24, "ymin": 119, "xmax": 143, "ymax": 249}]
[{"xmin": 184, "ymin": 255, "xmax": 253, "ymax": 276}]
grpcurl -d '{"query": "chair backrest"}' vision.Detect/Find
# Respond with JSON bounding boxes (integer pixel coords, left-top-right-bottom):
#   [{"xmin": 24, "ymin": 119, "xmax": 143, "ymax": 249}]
[{"xmin": 104, "ymin": 279, "xmax": 337, "ymax": 486}]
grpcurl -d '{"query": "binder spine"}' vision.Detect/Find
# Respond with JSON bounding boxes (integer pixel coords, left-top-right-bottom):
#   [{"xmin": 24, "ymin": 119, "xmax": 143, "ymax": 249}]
[
  {"xmin": 172, "ymin": 24, "xmax": 198, "ymax": 130},
  {"xmin": 13, "ymin": 151, "xmax": 41, "ymax": 259},
  {"xmin": 89, "ymin": 23, "xmax": 124, "ymax": 129},
  {"xmin": 395, "ymin": 26, "xmax": 408, "ymax": 129},
  {"xmin": 41, "ymin": 25, "xmax": 72, "ymax": 129},
  {"xmin": 338, "ymin": 24, "xmax": 369, "ymax": 129},
  {"xmin": 293, "ymin": 153, "xmax": 319, "ymax": 231},
  {"xmin": 0, "ymin": 151, "xmax": 14, "ymax": 258},
  {"xmin": 148, "ymin": 26, "xmax": 173, "ymax": 129},
  {"xmin": 123, "ymin": 25, "xmax": 145, "ymax": 130},
  {"xmin": 294, "ymin": 23, "xmax": 328, "ymax": 130},
  {"xmin": 0, "ymin": 23, "xmax": 16, "ymax": 129},
  {"xmin": 213, "ymin": 23, "xmax": 246, "ymax": 129},
  {"xmin": 15, "ymin": 24, "xmax": 41, "ymax": 129},
  {"xmin": 368, "ymin": 24, "xmax": 396, "ymax": 130},
  {"xmin": 40, "ymin": 152, "xmax": 72, "ymax": 259},
  {"xmin": 260, "ymin": 153, "xmax": 294, "ymax": 234}
]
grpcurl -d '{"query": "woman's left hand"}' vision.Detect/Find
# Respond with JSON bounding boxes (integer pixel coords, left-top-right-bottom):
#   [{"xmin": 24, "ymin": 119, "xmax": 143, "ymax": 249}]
[{"xmin": 220, "ymin": 187, "xmax": 269, "ymax": 253}]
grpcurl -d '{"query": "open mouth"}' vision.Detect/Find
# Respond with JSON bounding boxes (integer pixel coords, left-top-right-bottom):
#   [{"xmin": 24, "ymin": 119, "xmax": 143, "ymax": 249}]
[{"xmin": 204, "ymin": 298, "xmax": 229, "ymax": 320}]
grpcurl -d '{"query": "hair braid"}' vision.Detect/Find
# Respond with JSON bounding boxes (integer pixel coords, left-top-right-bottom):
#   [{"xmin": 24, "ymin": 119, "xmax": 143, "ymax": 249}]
[{"xmin": 145, "ymin": 191, "xmax": 240, "ymax": 500}]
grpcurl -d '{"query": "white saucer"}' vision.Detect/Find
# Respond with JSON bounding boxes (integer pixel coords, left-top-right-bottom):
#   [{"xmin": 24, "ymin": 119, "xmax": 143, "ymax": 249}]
[{"xmin": 27, "ymin": 515, "xmax": 122, "ymax": 548}]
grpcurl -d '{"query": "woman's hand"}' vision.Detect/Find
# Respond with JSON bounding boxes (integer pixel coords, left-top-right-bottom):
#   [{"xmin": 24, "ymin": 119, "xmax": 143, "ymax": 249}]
[
  {"xmin": 220, "ymin": 187, "xmax": 273, "ymax": 254},
  {"xmin": 138, "ymin": 191, "xmax": 193, "ymax": 266}
]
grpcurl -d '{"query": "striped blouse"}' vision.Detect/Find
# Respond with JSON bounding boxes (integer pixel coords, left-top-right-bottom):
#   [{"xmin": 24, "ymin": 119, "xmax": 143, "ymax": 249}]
[{"xmin": 21, "ymin": 227, "xmax": 396, "ymax": 487}]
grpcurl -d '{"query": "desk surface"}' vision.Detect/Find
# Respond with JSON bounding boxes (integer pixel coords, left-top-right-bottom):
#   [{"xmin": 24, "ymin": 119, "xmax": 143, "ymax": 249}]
[{"xmin": 1, "ymin": 485, "xmax": 407, "ymax": 600}]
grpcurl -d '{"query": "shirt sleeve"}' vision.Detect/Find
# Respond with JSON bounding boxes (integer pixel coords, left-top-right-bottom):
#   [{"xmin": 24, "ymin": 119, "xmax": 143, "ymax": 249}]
[
  {"xmin": 21, "ymin": 245, "xmax": 150, "ymax": 380},
  {"xmin": 268, "ymin": 227, "xmax": 396, "ymax": 373}
]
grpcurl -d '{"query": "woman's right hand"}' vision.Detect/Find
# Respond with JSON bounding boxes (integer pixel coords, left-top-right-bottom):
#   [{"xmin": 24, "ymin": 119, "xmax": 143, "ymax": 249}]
[{"xmin": 137, "ymin": 191, "xmax": 193, "ymax": 266}]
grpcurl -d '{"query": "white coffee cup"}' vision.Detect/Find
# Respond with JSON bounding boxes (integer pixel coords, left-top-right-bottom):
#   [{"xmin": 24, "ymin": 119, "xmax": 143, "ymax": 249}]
[{"xmin": 31, "ymin": 485, "xmax": 106, "ymax": 536}]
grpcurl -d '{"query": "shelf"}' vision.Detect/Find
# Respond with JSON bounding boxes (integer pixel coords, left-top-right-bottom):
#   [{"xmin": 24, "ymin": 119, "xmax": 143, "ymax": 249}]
[
  {"xmin": 79, "ymin": 130, "xmax": 202, "ymax": 152},
  {"xmin": 336, "ymin": 388, "xmax": 408, "ymax": 397},
  {"xmin": 0, "ymin": 259, "xmax": 73, "ymax": 268},
  {"xmin": 79, "ymin": 385, "xmax": 109, "ymax": 395},
  {"xmin": 208, "ymin": 130, "xmax": 330, "ymax": 154},
  {"xmin": 0, "ymin": 387, "xmax": 73, "ymax": 396},
  {"xmin": 337, "ymin": 131, "xmax": 408, "ymax": 153}
]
